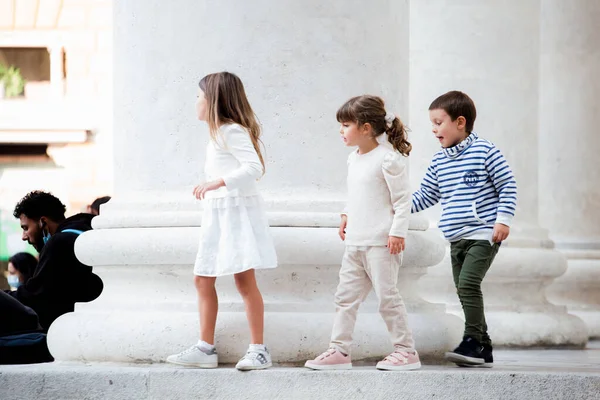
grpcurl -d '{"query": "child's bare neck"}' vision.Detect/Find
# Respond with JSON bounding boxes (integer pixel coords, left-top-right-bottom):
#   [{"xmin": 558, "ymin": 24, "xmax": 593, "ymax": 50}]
[{"xmin": 357, "ymin": 140, "xmax": 379, "ymax": 155}]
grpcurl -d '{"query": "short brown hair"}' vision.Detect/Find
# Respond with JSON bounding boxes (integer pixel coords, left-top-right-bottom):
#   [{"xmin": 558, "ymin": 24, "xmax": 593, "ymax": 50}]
[{"xmin": 429, "ymin": 91, "xmax": 477, "ymax": 133}]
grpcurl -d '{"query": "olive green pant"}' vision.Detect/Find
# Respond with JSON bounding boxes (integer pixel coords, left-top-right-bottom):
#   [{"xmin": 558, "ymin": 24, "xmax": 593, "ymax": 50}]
[{"xmin": 450, "ymin": 239, "xmax": 500, "ymax": 346}]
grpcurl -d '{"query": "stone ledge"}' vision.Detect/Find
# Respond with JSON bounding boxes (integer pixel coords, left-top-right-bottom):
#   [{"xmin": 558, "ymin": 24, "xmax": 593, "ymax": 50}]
[
  {"xmin": 1, "ymin": 362, "xmax": 599, "ymax": 400},
  {"xmin": 74, "ymin": 227, "xmax": 444, "ymax": 267}
]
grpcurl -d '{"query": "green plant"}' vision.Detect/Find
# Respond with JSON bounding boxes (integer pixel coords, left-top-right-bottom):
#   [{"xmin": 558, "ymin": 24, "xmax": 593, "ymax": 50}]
[
  {"xmin": 0, "ymin": 64, "xmax": 6, "ymax": 90},
  {"xmin": 0, "ymin": 64, "xmax": 25, "ymax": 98}
]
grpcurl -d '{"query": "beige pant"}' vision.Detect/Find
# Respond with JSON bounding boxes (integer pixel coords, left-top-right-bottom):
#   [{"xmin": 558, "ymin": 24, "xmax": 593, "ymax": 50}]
[{"xmin": 330, "ymin": 246, "xmax": 415, "ymax": 354}]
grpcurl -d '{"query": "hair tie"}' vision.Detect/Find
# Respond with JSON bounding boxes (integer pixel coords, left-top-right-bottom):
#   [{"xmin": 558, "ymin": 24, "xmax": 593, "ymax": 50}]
[{"xmin": 384, "ymin": 111, "xmax": 395, "ymax": 128}]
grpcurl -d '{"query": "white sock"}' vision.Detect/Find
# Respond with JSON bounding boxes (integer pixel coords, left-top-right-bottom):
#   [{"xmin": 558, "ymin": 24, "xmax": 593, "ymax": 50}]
[
  {"xmin": 197, "ymin": 340, "xmax": 215, "ymax": 351},
  {"xmin": 249, "ymin": 343, "xmax": 267, "ymax": 352}
]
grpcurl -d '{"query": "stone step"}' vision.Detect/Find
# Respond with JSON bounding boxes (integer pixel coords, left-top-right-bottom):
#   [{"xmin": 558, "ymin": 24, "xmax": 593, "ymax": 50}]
[{"xmin": 1, "ymin": 360, "xmax": 599, "ymax": 400}]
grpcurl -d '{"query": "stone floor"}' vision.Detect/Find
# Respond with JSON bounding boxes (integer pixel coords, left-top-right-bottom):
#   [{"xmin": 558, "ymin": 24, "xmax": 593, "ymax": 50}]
[
  {"xmin": 1, "ymin": 343, "xmax": 599, "ymax": 400},
  {"xmin": 479, "ymin": 341, "xmax": 600, "ymax": 373}
]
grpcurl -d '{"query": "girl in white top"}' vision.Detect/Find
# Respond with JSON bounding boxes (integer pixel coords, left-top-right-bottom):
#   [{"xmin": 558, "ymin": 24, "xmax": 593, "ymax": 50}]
[
  {"xmin": 305, "ymin": 95, "xmax": 421, "ymax": 371},
  {"xmin": 167, "ymin": 72, "xmax": 277, "ymax": 370}
]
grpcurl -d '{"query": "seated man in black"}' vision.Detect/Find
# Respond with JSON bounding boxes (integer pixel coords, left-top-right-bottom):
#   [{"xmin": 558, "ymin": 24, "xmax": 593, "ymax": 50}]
[{"xmin": 1, "ymin": 191, "xmax": 103, "ymax": 334}]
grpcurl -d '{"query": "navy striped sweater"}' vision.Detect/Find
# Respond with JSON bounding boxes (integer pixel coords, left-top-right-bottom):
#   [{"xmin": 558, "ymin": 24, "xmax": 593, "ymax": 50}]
[{"xmin": 412, "ymin": 133, "xmax": 517, "ymax": 242}]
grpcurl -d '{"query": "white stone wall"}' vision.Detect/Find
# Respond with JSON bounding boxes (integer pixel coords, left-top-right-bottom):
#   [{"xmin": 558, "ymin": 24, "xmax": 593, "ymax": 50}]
[
  {"xmin": 114, "ymin": 0, "xmax": 409, "ymax": 199},
  {"xmin": 409, "ymin": 0, "xmax": 541, "ymax": 229},
  {"xmin": 538, "ymin": 0, "xmax": 600, "ymax": 243},
  {"xmin": 540, "ymin": 0, "xmax": 600, "ymax": 337},
  {"xmin": 46, "ymin": 0, "xmax": 600, "ymax": 363},
  {"xmin": 48, "ymin": 0, "xmax": 472, "ymax": 363}
]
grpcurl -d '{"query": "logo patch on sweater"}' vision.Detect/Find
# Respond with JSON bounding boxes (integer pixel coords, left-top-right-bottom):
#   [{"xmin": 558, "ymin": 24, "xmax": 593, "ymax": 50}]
[{"xmin": 463, "ymin": 171, "xmax": 480, "ymax": 187}]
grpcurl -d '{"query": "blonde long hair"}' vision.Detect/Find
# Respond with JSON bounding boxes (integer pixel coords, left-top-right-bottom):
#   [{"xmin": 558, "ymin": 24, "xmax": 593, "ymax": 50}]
[{"xmin": 199, "ymin": 72, "xmax": 265, "ymax": 172}]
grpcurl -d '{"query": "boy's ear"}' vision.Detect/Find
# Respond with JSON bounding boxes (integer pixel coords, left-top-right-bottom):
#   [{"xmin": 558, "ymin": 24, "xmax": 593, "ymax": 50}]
[{"xmin": 456, "ymin": 116, "xmax": 467, "ymax": 130}]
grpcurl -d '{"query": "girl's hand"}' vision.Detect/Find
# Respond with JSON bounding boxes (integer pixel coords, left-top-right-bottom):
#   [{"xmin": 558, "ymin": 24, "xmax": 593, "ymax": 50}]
[
  {"xmin": 193, "ymin": 179, "xmax": 225, "ymax": 200},
  {"xmin": 492, "ymin": 223, "xmax": 510, "ymax": 243},
  {"xmin": 339, "ymin": 215, "xmax": 348, "ymax": 241},
  {"xmin": 387, "ymin": 236, "xmax": 405, "ymax": 255}
]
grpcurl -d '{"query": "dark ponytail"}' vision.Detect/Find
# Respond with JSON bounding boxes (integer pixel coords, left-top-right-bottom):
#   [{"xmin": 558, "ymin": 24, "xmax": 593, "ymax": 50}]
[{"xmin": 386, "ymin": 117, "xmax": 412, "ymax": 156}]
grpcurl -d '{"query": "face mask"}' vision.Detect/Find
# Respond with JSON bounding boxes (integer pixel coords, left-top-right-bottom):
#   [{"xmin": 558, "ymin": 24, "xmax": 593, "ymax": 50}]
[
  {"xmin": 40, "ymin": 221, "xmax": 51, "ymax": 245},
  {"xmin": 7, "ymin": 275, "xmax": 21, "ymax": 289},
  {"xmin": 42, "ymin": 230, "xmax": 51, "ymax": 245}
]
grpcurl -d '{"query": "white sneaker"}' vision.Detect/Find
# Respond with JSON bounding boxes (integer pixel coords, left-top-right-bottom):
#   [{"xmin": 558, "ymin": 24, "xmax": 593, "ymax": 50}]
[
  {"xmin": 166, "ymin": 345, "xmax": 218, "ymax": 368},
  {"xmin": 235, "ymin": 345, "xmax": 272, "ymax": 370}
]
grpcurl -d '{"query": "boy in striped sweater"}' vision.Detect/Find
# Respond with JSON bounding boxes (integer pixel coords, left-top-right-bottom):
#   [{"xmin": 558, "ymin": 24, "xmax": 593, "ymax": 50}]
[{"xmin": 412, "ymin": 91, "xmax": 517, "ymax": 367}]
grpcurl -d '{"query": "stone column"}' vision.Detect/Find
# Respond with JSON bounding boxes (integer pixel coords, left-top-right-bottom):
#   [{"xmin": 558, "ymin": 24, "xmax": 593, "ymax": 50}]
[
  {"xmin": 47, "ymin": 0, "xmax": 462, "ymax": 363},
  {"xmin": 540, "ymin": 0, "xmax": 600, "ymax": 339},
  {"xmin": 410, "ymin": 0, "xmax": 588, "ymax": 346},
  {"xmin": 48, "ymin": 45, "xmax": 65, "ymax": 97}
]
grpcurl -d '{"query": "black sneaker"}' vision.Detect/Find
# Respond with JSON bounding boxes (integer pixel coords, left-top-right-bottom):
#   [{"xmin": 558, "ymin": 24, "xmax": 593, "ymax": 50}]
[
  {"xmin": 445, "ymin": 336, "xmax": 484, "ymax": 365},
  {"xmin": 457, "ymin": 343, "xmax": 493, "ymax": 368},
  {"xmin": 481, "ymin": 344, "xmax": 493, "ymax": 367}
]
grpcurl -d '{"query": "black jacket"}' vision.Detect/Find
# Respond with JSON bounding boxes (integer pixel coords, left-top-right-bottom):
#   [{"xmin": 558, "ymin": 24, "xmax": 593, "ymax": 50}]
[{"xmin": 8, "ymin": 213, "xmax": 103, "ymax": 330}]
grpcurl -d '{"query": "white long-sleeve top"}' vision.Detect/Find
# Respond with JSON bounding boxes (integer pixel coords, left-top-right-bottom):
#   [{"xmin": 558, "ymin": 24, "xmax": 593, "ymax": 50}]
[
  {"xmin": 343, "ymin": 145, "xmax": 411, "ymax": 246},
  {"xmin": 204, "ymin": 123, "xmax": 263, "ymax": 199}
]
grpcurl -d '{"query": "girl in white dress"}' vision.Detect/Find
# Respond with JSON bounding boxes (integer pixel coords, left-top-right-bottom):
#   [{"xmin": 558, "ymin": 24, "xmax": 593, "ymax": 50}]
[{"xmin": 167, "ymin": 72, "xmax": 277, "ymax": 370}]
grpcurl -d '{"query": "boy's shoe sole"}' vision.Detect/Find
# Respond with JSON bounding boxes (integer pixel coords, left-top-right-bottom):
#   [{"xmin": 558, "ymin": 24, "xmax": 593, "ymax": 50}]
[
  {"xmin": 236, "ymin": 361, "xmax": 273, "ymax": 371},
  {"xmin": 304, "ymin": 362, "xmax": 352, "ymax": 370},
  {"xmin": 445, "ymin": 352, "xmax": 485, "ymax": 365},
  {"xmin": 166, "ymin": 359, "xmax": 218, "ymax": 368},
  {"xmin": 456, "ymin": 362, "xmax": 493, "ymax": 368},
  {"xmin": 376, "ymin": 361, "xmax": 422, "ymax": 371}
]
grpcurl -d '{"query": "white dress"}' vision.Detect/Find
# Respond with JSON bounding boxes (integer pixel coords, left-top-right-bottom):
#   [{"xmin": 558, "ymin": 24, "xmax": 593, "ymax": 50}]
[{"xmin": 193, "ymin": 123, "xmax": 278, "ymax": 277}]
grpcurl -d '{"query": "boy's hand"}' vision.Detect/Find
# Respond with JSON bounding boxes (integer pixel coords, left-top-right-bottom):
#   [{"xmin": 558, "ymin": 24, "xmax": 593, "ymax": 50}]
[
  {"xmin": 492, "ymin": 223, "xmax": 510, "ymax": 243},
  {"xmin": 193, "ymin": 179, "xmax": 225, "ymax": 200},
  {"xmin": 387, "ymin": 236, "xmax": 405, "ymax": 255},
  {"xmin": 339, "ymin": 215, "xmax": 348, "ymax": 241}
]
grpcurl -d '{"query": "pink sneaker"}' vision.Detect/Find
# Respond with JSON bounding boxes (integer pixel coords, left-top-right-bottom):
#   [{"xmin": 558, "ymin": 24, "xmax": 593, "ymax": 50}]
[
  {"xmin": 304, "ymin": 348, "xmax": 352, "ymax": 370},
  {"xmin": 376, "ymin": 349, "xmax": 421, "ymax": 371}
]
